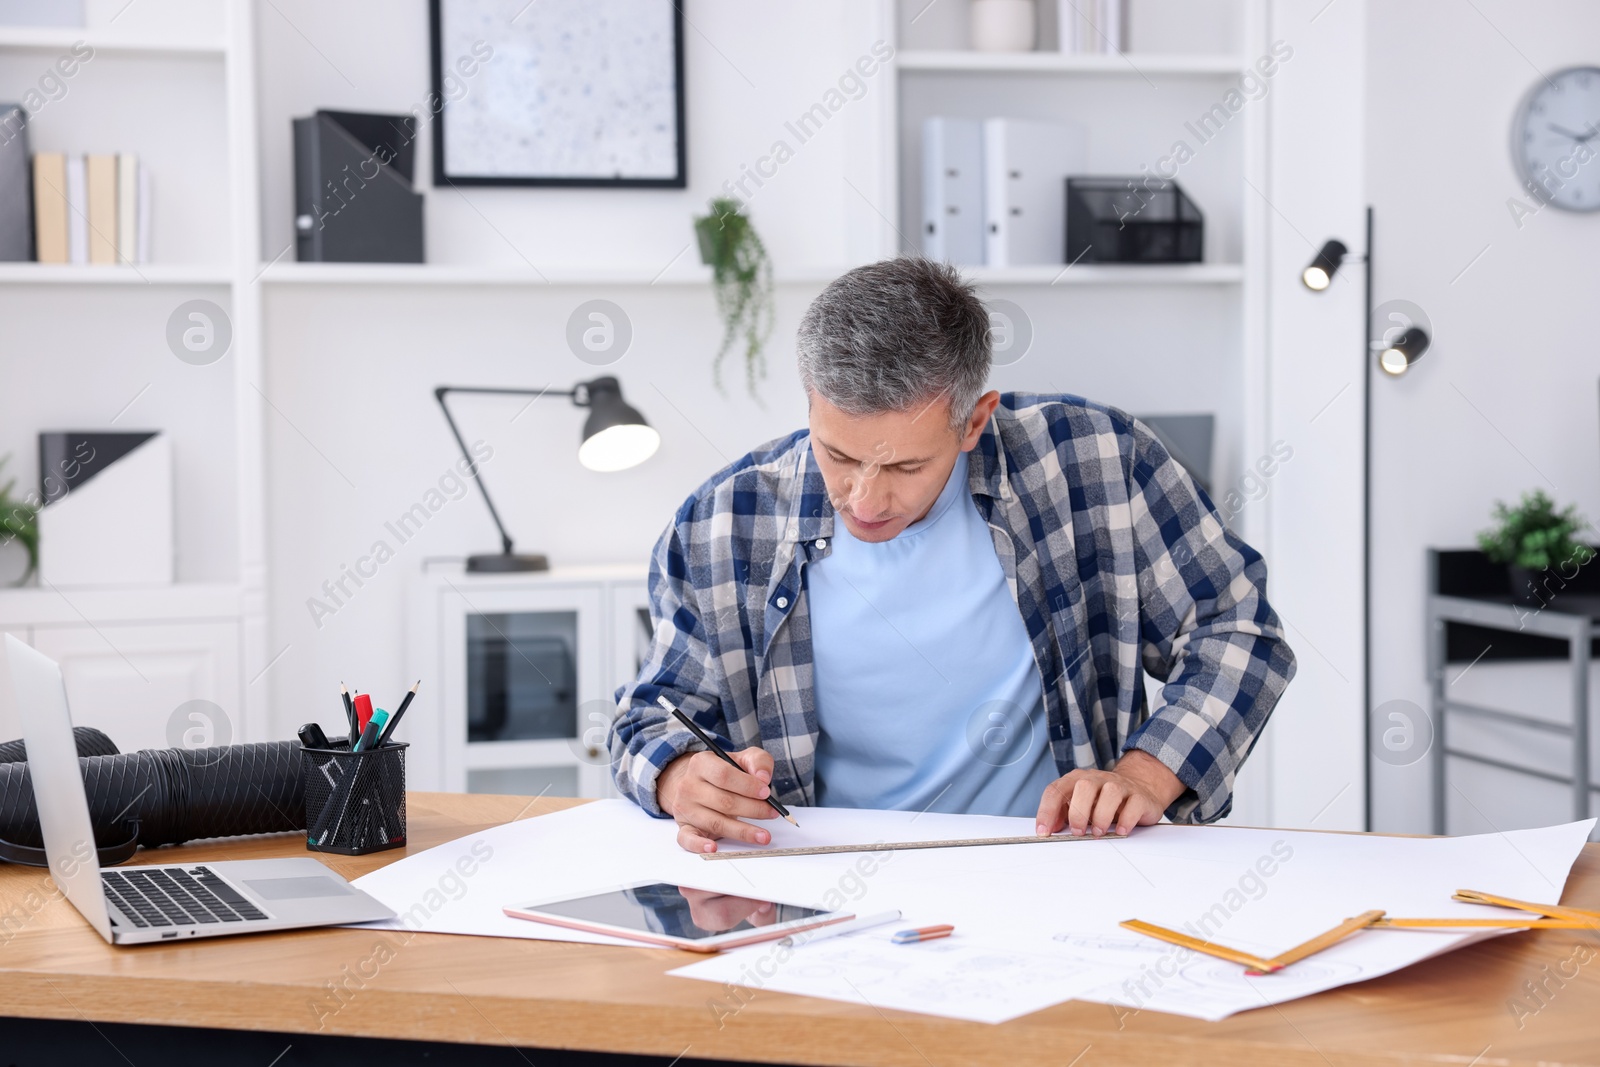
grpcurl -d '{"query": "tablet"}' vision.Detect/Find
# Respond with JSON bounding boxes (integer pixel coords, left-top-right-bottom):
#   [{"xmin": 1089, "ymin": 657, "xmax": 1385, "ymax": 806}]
[{"xmin": 504, "ymin": 881, "xmax": 851, "ymax": 952}]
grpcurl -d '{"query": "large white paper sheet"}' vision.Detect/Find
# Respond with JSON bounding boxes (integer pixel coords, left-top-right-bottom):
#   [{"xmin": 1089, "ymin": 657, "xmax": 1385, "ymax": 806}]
[{"xmin": 349, "ymin": 801, "xmax": 1595, "ymax": 1023}]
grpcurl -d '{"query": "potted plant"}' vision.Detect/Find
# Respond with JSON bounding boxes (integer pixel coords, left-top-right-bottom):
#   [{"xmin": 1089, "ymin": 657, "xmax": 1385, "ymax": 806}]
[
  {"xmin": 1476, "ymin": 489, "xmax": 1591, "ymax": 606},
  {"xmin": 0, "ymin": 455, "xmax": 38, "ymax": 586},
  {"xmin": 694, "ymin": 197, "xmax": 774, "ymax": 398}
]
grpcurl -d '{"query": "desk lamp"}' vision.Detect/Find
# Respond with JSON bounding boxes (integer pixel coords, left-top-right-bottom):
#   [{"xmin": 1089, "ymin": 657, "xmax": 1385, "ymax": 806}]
[{"xmin": 434, "ymin": 376, "xmax": 659, "ymax": 572}]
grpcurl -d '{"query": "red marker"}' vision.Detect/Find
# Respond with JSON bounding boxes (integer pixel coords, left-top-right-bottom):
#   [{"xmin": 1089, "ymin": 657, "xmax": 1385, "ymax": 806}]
[
  {"xmin": 891, "ymin": 924, "xmax": 955, "ymax": 945},
  {"xmin": 353, "ymin": 693, "xmax": 374, "ymax": 734}
]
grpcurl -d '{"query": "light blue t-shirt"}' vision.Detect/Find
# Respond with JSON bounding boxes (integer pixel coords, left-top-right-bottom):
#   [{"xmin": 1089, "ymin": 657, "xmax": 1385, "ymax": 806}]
[{"xmin": 807, "ymin": 449, "xmax": 1060, "ymax": 817}]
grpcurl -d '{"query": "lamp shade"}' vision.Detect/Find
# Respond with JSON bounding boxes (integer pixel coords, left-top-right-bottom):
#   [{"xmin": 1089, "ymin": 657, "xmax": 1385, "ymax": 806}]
[
  {"xmin": 1377, "ymin": 326, "xmax": 1430, "ymax": 376},
  {"xmin": 1302, "ymin": 239, "xmax": 1348, "ymax": 291},
  {"xmin": 577, "ymin": 377, "xmax": 660, "ymax": 472}
]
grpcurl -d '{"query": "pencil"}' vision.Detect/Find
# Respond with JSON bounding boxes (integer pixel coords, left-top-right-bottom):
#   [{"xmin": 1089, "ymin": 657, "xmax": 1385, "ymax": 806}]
[
  {"xmin": 376, "ymin": 680, "xmax": 420, "ymax": 747},
  {"xmin": 340, "ymin": 681, "xmax": 357, "ymax": 745},
  {"xmin": 656, "ymin": 695, "xmax": 798, "ymax": 827}
]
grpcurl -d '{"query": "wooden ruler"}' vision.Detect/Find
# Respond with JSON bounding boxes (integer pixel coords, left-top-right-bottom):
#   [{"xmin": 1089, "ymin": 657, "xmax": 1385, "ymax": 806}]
[{"xmin": 701, "ymin": 833, "xmax": 1125, "ymax": 861}]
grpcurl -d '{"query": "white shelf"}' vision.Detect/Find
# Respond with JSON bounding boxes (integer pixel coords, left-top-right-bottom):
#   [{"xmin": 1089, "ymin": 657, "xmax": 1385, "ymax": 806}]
[
  {"xmin": 252, "ymin": 262, "xmax": 1241, "ymax": 288},
  {"xmin": 0, "ymin": 27, "xmax": 225, "ymax": 56},
  {"xmin": 968, "ymin": 263, "xmax": 1244, "ymax": 285},
  {"xmin": 896, "ymin": 50, "xmax": 1246, "ymax": 75},
  {"xmin": 255, "ymin": 262, "xmax": 847, "ymax": 287},
  {"xmin": 0, "ymin": 583, "xmax": 242, "ymax": 628},
  {"xmin": 0, "ymin": 264, "xmax": 231, "ymax": 285}
]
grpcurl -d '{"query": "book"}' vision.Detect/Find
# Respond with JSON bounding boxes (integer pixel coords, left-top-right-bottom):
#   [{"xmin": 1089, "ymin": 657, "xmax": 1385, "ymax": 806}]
[
  {"xmin": 1065, "ymin": 0, "xmax": 1126, "ymax": 53},
  {"xmin": 116, "ymin": 153, "xmax": 137, "ymax": 265},
  {"xmin": 85, "ymin": 153, "xmax": 117, "ymax": 264},
  {"xmin": 32, "ymin": 151, "xmax": 68, "ymax": 263},
  {"xmin": 1054, "ymin": 0, "xmax": 1077, "ymax": 52},
  {"xmin": 136, "ymin": 166, "xmax": 150, "ymax": 263},
  {"xmin": 66, "ymin": 154, "xmax": 87, "ymax": 264},
  {"xmin": 0, "ymin": 0, "xmax": 84, "ymax": 26},
  {"xmin": 1098, "ymin": 0, "xmax": 1124, "ymax": 53},
  {"xmin": 0, "ymin": 104, "xmax": 32, "ymax": 261}
]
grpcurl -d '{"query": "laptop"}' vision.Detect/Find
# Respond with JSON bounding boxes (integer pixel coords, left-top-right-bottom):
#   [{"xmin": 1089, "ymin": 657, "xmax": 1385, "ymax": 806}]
[{"xmin": 2, "ymin": 634, "xmax": 394, "ymax": 944}]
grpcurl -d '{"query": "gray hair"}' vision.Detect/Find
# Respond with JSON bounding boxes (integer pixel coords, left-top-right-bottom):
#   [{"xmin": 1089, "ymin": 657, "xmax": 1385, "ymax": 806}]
[{"xmin": 796, "ymin": 257, "xmax": 991, "ymax": 432}]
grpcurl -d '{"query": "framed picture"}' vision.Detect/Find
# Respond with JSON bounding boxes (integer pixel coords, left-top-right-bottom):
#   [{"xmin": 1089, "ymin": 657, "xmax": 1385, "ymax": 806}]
[{"xmin": 429, "ymin": 0, "xmax": 686, "ymax": 188}]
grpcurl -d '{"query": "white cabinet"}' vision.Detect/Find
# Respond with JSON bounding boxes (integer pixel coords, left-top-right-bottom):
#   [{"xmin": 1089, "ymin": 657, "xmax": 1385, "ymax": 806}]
[
  {"xmin": 30, "ymin": 622, "xmax": 239, "ymax": 753},
  {"xmin": 0, "ymin": 586, "xmax": 244, "ymax": 752},
  {"xmin": 410, "ymin": 564, "xmax": 649, "ymax": 797}
]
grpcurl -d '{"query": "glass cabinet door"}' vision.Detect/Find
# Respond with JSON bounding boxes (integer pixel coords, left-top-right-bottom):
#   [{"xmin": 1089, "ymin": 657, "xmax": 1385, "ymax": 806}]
[
  {"xmin": 466, "ymin": 611, "xmax": 578, "ymax": 742},
  {"xmin": 438, "ymin": 582, "xmax": 605, "ymax": 796}
]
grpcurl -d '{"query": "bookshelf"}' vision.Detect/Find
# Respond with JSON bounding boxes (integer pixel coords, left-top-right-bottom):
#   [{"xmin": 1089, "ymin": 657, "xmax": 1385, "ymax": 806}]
[{"xmin": 0, "ymin": 0, "xmax": 265, "ymax": 749}]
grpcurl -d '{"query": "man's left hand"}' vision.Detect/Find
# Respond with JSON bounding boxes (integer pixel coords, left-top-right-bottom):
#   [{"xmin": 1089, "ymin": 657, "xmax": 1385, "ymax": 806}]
[{"xmin": 1034, "ymin": 749, "xmax": 1186, "ymax": 838}]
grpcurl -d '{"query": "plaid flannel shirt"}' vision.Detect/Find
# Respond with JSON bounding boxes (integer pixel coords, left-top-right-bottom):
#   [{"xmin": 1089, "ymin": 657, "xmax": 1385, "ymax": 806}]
[{"xmin": 609, "ymin": 393, "xmax": 1296, "ymax": 824}]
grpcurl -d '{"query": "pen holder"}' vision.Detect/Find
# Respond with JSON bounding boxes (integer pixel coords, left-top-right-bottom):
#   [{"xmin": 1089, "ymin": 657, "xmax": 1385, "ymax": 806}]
[{"xmin": 300, "ymin": 743, "xmax": 407, "ymax": 856}]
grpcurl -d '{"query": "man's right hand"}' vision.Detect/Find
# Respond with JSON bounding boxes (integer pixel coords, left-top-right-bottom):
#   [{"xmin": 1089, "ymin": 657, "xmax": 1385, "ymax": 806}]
[{"xmin": 657, "ymin": 747, "xmax": 778, "ymax": 854}]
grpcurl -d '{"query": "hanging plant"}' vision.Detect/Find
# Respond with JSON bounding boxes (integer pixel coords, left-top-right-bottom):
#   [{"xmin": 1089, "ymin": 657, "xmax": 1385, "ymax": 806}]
[
  {"xmin": 694, "ymin": 197, "xmax": 774, "ymax": 398},
  {"xmin": 0, "ymin": 455, "xmax": 39, "ymax": 585}
]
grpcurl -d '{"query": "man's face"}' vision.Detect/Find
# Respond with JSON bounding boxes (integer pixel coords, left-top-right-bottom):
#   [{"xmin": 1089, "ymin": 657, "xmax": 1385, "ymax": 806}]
[{"xmin": 808, "ymin": 390, "xmax": 998, "ymax": 543}]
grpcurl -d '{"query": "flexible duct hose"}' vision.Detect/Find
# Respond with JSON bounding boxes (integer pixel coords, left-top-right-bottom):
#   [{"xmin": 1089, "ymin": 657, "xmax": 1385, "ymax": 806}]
[{"xmin": 0, "ymin": 740, "xmax": 307, "ymax": 862}]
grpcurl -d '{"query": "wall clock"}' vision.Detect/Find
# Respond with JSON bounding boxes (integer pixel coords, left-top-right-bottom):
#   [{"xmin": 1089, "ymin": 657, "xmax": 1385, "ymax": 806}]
[{"xmin": 1511, "ymin": 65, "xmax": 1600, "ymax": 211}]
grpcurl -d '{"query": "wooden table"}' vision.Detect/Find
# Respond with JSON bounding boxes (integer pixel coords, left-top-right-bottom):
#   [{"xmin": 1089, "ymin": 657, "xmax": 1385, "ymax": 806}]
[{"xmin": 1, "ymin": 794, "xmax": 1597, "ymax": 1067}]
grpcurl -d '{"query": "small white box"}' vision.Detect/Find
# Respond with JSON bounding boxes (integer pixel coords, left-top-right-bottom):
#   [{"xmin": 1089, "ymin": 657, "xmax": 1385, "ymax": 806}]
[{"xmin": 38, "ymin": 433, "xmax": 174, "ymax": 587}]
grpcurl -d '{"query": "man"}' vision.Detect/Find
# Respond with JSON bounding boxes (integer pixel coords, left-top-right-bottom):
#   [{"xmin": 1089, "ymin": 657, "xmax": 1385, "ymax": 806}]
[{"xmin": 610, "ymin": 257, "xmax": 1295, "ymax": 854}]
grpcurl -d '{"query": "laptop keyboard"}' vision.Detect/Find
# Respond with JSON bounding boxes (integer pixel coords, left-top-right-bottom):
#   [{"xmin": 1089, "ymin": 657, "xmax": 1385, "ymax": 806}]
[{"xmin": 102, "ymin": 866, "xmax": 269, "ymax": 928}]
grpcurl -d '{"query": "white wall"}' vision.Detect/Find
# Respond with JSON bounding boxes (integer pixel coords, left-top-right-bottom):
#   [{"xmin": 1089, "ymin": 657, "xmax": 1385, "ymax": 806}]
[{"xmin": 1366, "ymin": 0, "xmax": 1600, "ymax": 832}]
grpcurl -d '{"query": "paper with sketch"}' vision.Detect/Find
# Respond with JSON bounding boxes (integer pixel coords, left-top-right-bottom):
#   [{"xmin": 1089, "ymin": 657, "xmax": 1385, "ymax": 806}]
[
  {"xmin": 673, "ymin": 924, "xmax": 1107, "ymax": 1025},
  {"xmin": 348, "ymin": 800, "xmax": 1594, "ymax": 1022}
]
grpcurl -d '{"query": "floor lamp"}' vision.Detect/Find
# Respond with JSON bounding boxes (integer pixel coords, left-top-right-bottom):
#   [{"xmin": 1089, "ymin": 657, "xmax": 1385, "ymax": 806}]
[{"xmin": 1302, "ymin": 207, "xmax": 1432, "ymax": 830}]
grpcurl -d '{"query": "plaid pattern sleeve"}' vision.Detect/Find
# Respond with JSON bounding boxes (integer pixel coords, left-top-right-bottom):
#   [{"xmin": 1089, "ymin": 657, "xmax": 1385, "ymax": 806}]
[
  {"xmin": 1118, "ymin": 417, "xmax": 1297, "ymax": 823},
  {"xmin": 607, "ymin": 512, "xmax": 717, "ymax": 817},
  {"xmin": 607, "ymin": 430, "xmax": 819, "ymax": 818}
]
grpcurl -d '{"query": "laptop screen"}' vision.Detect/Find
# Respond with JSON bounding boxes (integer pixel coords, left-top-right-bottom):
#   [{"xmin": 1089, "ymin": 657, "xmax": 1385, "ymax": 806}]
[{"xmin": 3, "ymin": 635, "xmax": 112, "ymax": 940}]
